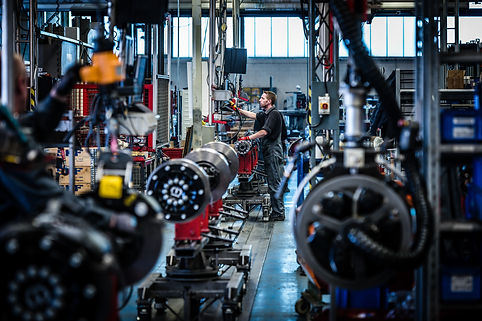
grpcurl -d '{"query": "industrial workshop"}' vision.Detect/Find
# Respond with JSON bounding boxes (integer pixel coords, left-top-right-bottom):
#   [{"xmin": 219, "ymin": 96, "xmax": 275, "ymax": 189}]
[{"xmin": 1, "ymin": 0, "xmax": 482, "ymax": 320}]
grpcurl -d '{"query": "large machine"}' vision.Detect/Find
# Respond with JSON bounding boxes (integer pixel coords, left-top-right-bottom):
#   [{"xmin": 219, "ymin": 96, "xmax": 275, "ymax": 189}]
[
  {"xmin": 283, "ymin": 0, "xmax": 434, "ymax": 317},
  {"xmin": 138, "ymin": 141, "xmax": 251, "ymax": 321},
  {"xmin": 0, "ymin": 2, "xmax": 167, "ymax": 319},
  {"xmin": 222, "ymin": 138, "xmax": 271, "ymax": 221}
]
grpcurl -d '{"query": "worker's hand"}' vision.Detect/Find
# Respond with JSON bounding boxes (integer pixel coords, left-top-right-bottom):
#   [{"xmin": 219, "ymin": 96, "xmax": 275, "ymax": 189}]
[
  {"xmin": 238, "ymin": 136, "xmax": 251, "ymax": 141},
  {"xmin": 54, "ymin": 63, "xmax": 83, "ymax": 97}
]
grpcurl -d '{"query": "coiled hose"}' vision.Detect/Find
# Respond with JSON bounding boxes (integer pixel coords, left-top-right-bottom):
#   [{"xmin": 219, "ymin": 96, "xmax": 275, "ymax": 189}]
[
  {"xmin": 346, "ymin": 155, "xmax": 433, "ymax": 268},
  {"xmin": 330, "ymin": 0, "xmax": 433, "ymax": 268},
  {"xmin": 330, "ymin": 0, "xmax": 402, "ymax": 138}
]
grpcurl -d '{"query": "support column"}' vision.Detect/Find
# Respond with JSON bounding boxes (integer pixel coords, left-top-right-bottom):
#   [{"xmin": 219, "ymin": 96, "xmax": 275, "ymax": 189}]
[
  {"xmin": 192, "ymin": 0, "xmax": 203, "ymax": 149},
  {"xmin": 2, "ymin": 0, "xmax": 15, "ymax": 111}
]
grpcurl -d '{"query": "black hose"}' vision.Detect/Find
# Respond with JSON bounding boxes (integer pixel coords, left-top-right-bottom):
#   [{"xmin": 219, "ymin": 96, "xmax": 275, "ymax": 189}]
[
  {"xmin": 346, "ymin": 155, "xmax": 433, "ymax": 268},
  {"xmin": 330, "ymin": 0, "xmax": 402, "ymax": 138}
]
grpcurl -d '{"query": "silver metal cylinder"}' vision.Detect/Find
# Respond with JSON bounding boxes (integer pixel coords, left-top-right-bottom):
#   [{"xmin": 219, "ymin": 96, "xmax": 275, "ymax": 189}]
[{"xmin": 343, "ymin": 86, "xmax": 366, "ymax": 141}]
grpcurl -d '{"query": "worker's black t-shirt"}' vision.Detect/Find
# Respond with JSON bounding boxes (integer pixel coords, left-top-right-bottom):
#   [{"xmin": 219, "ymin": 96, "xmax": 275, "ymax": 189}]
[{"xmin": 256, "ymin": 107, "xmax": 284, "ymax": 142}]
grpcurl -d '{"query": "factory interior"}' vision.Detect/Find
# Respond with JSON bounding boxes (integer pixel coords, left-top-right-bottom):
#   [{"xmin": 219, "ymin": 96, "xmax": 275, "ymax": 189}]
[{"xmin": 1, "ymin": 0, "xmax": 482, "ymax": 320}]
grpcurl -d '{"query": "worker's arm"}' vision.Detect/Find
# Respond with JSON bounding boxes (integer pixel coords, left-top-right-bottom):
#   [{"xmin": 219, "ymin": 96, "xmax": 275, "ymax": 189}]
[
  {"xmin": 238, "ymin": 108, "xmax": 257, "ymax": 119},
  {"xmin": 248, "ymin": 129, "xmax": 268, "ymax": 140},
  {"xmin": 19, "ymin": 63, "xmax": 81, "ymax": 141}
]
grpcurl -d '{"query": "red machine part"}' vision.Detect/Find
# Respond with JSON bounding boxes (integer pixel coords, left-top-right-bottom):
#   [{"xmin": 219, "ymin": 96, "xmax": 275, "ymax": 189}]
[
  {"xmin": 175, "ymin": 199, "xmax": 224, "ymax": 240},
  {"xmin": 175, "ymin": 216, "xmax": 203, "ymax": 241},
  {"xmin": 237, "ymin": 145, "xmax": 258, "ymax": 175},
  {"xmin": 346, "ymin": 0, "xmax": 368, "ymax": 21},
  {"xmin": 142, "ymin": 84, "xmax": 154, "ymax": 150},
  {"xmin": 208, "ymin": 199, "xmax": 223, "ymax": 218}
]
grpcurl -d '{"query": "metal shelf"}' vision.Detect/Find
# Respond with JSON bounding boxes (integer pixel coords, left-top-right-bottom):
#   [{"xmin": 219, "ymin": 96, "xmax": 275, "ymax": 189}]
[
  {"xmin": 440, "ymin": 303, "xmax": 482, "ymax": 310},
  {"xmin": 439, "ymin": 221, "xmax": 482, "ymax": 232},
  {"xmin": 400, "ymin": 88, "xmax": 475, "ymax": 100},
  {"xmin": 440, "ymin": 144, "xmax": 482, "ymax": 154}
]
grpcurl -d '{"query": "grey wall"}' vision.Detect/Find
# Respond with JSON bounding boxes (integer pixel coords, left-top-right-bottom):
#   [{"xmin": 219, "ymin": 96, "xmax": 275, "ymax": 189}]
[{"xmin": 168, "ymin": 57, "xmax": 415, "ymax": 109}]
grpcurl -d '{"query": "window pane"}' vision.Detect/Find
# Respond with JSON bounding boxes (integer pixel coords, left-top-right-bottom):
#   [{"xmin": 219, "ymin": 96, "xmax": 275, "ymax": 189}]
[
  {"xmin": 447, "ymin": 29, "xmax": 455, "ymax": 44},
  {"xmin": 388, "ymin": 17, "xmax": 403, "ymax": 56},
  {"xmin": 164, "ymin": 19, "xmax": 168, "ymax": 55},
  {"xmin": 459, "ymin": 17, "xmax": 482, "ymax": 43},
  {"xmin": 244, "ymin": 17, "xmax": 255, "ymax": 57},
  {"xmin": 370, "ymin": 17, "xmax": 387, "ymax": 56},
  {"xmin": 362, "ymin": 22, "xmax": 371, "ymax": 54},
  {"xmin": 226, "ymin": 17, "xmax": 233, "ymax": 48},
  {"xmin": 255, "ymin": 17, "xmax": 271, "ymax": 57},
  {"xmin": 288, "ymin": 17, "xmax": 306, "ymax": 57},
  {"xmin": 271, "ymin": 17, "xmax": 288, "ymax": 57},
  {"xmin": 403, "ymin": 17, "xmax": 416, "ymax": 56},
  {"xmin": 201, "ymin": 17, "xmax": 209, "ymax": 57},
  {"xmin": 173, "ymin": 17, "xmax": 192, "ymax": 57},
  {"xmin": 136, "ymin": 27, "xmax": 145, "ymax": 55},
  {"xmin": 339, "ymin": 40, "xmax": 349, "ymax": 57},
  {"xmin": 447, "ymin": 16, "xmax": 455, "ymax": 29}
]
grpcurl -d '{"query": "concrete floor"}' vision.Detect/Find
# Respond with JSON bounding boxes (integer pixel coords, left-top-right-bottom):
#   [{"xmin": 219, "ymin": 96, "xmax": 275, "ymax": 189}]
[{"xmin": 118, "ymin": 174, "xmax": 309, "ymax": 321}]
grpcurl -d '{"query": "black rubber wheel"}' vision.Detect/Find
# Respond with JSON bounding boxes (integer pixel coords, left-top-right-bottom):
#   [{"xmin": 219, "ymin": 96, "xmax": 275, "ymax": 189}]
[{"xmin": 295, "ymin": 297, "xmax": 311, "ymax": 315}]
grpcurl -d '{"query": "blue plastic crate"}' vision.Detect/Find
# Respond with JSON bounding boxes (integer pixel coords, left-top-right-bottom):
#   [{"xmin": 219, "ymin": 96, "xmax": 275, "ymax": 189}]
[
  {"xmin": 441, "ymin": 265, "xmax": 481, "ymax": 301},
  {"xmin": 441, "ymin": 109, "xmax": 482, "ymax": 142},
  {"xmin": 336, "ymin": 287, "xmax": 387, "ymax": 309}
]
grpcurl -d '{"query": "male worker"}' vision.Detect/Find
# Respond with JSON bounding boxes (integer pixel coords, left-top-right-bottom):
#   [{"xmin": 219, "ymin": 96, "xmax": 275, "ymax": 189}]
[
  {"xmin": 10, "ymin": 54, "xmax": 81, "ymax": 140},
  {"xmin": 238, "ymin": 91, "xmax": 285, "ymax": 221},
  {"xmin": 0, "ymin": 53, "xmax": 81, "ymax": 223}
]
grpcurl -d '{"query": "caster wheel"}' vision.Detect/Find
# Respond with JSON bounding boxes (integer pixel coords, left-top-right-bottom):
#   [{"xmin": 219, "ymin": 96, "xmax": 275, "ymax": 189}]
[{"xmin": 295, "ymin": 297, "xmax": 311, "ymax": 315}]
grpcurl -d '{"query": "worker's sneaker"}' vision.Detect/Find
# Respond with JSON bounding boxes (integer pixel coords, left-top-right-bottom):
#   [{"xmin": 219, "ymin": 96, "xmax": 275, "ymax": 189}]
[{"xmin": 270, "ymin": 214, "xmax": 285, "ymax": 221}]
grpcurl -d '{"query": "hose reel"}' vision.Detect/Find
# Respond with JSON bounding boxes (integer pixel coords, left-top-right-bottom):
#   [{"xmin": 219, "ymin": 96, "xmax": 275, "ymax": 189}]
[{"xmin": 293, "ymin": 174, "xmax": 414, "ymax": 290}]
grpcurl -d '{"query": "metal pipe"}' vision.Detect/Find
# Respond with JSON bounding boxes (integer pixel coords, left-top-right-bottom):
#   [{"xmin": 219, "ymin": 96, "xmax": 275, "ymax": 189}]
[
  {"xmin": 166, "ymin": 15, "xmax": 172, "ymax": 146},
  {"xmin": 39, "ymin": 30, "xmax": 95, "ymax": 49},
  {"xmin": 208, "ymin": 0, "xmax": 216, "ymax": 125},
  {"xmin": 232, "ymin": 0, "xmax": 240, "ymax": 48},
  {"xmin": 152, "ymin": 25, "xmax": 159, "ymax": 149},
  {"xmin": 29, "ymin": 0, "xmax": 36, "ymax": 106},
  {"xmin": 343, "ymin": 86, "xmax": 366, "ymax": 143},
  {"xmin": 167, "ymin": 14, "xmax": 172, "ymax": 81},
  {"xmin": 2, "ymin": 0, "xmax": 15, "ymax": 111},
  {"xmin": 308, "ymin": 0, "xmax": 316, "ymax": 184}
]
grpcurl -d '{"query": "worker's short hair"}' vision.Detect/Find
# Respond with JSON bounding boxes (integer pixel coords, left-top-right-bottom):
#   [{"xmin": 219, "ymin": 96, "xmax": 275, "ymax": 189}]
[
  {"xmin": 263, "ymin": 91, "xmax": 277, "ymax": 106},
  {"xmin": 13, "ymin": 54, "xmax": 26, "ymax": 83},
  {"xmin": 0, "ymin": 53, "xmax": 27, "ymax": 90}
]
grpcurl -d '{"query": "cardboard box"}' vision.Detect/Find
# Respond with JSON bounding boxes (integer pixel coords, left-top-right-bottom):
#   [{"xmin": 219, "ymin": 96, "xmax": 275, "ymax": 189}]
[
  {"xmin": 58, "ymin": 166, "xmax": 92, "ymax": 185},
  {"xmin": 447, "ymin": 70, "xmax": 465, "ymax": 89},
  {"xmin": 58, "ymin": 147, "xmax": 93, "ymax": 166},
  {"xmin": 60, "ymin": 183, "xmax": 92, "ymax": 195}
]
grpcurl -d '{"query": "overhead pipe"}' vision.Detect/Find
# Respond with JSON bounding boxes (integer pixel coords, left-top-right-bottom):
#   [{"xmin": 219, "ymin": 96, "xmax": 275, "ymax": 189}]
[{"xmin": 208, "ymin": 0, "xmax": 216, "ymax": 125}]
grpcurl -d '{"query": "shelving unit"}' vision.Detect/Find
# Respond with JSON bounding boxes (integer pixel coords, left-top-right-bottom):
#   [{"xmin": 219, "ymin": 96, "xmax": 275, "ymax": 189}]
[{"xmin": 415, "ymin": 2, "xmax": 482, "ymax": 320}]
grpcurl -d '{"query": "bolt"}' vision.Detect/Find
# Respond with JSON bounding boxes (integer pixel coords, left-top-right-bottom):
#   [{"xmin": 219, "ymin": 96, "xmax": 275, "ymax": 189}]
[
  {"xmin": 6, "ymin": 238, "xmax": 19, "ymax": 254},
  {"xmin": 70, "ymin": 253, "xmax": 83, "ymax": 268},
  {"xmin": 83, "ymin": 284, "xmax": 96, "ymax": 299}
]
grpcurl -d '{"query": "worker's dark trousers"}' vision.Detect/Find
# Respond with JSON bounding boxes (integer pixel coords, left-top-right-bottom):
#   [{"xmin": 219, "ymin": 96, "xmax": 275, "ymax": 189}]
[{"xmin": 262, "ymin": 143, "xmax": 285, "ymax": 217}]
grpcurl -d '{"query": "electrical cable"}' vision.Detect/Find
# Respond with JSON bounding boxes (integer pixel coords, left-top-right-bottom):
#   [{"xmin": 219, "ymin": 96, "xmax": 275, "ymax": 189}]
[{"xmin": 117, "ymin": 286, "xmax": 133, "ymax": 310}]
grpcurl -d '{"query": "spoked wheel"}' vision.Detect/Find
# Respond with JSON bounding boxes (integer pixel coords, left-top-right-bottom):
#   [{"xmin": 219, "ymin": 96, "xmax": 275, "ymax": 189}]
[{"xmin": 294, "ymin": 174, "xmax": 413, "ymax": 290}]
